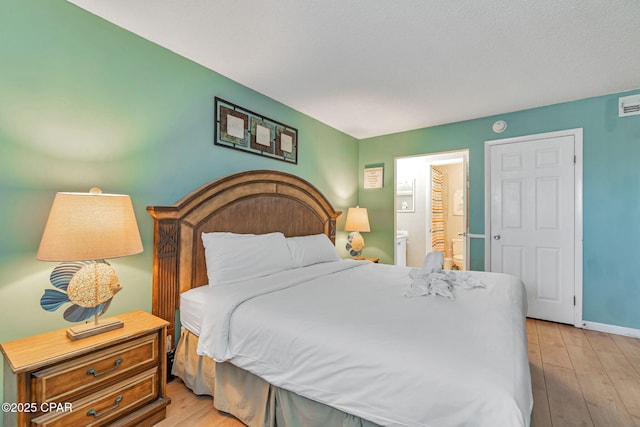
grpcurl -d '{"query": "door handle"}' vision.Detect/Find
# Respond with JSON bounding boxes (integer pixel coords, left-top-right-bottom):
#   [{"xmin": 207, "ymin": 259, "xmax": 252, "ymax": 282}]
[
  {"xmin": 457, "ymin": 232, "xmax": 467, "ymax": 237},
  {"xmin": 493, "ymin": 234, "xmax": 501, "ymax": 240}
]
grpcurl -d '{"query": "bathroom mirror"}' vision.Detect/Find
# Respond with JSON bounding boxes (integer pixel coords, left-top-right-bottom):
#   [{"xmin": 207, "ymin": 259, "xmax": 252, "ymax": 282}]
[{"xmin": 396, "ymin": 179, "xmax": 415, "ymax": 212}]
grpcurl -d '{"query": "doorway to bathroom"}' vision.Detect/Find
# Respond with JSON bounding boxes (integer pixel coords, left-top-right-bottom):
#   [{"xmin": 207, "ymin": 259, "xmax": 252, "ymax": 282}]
[{"xmin": 394, "ymin": 150, "xmax": 469, "ymax": 269}]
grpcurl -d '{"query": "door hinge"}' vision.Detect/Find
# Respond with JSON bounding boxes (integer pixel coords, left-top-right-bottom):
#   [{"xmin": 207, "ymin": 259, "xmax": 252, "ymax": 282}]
[
  {"xmin": 573, "ymin": 295, "xmax": 576, "ymax": 306},
  {"xmin": 573, "ymin": 155, "xmax": 577, "ymax": 164}
]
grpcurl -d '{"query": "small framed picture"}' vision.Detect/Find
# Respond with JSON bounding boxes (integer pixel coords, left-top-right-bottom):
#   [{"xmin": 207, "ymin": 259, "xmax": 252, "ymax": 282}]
[
  {"xmin": 276, "ymin": 127, "xmax": 297, "ymax": 160},
  {"xmin": 251, "ymin": 118, "xmax": 275, "ymax": 152},
  {"xmin": 219, "ymin": 106, "xmax": 248, "ymax": 146},
  {"xmin": 364, "ymin": 165, "xmax": 384, "ymax": 189}
]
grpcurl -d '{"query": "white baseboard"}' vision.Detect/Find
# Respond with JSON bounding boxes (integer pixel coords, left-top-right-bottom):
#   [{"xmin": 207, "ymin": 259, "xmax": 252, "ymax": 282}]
[{"xmin": 581, "ymin": 321, "xmax": 640, "ymax": 338}]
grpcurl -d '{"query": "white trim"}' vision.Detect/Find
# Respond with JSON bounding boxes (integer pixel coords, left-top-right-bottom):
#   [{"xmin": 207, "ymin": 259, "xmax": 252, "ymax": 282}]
[
  {"xmin": 467, "ymin": 234, "xmax": 485, "ymax": 239},
  {"xmin": 484, "ymin": 128, "xmax": 583, "ymax": 328},
  {"xmin": 574, "ymin": 129, "xmax": 584, "ymax": 329},
  {"xmin": 582, "ymin": 321, "xmax": 640, "ymax": 339}
]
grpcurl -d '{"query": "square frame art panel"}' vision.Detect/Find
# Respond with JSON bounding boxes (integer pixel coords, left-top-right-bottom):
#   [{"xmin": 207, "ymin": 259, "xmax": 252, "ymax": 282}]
[{"xmin": 215, "ymin": 97, "xmax": 298, "ymax": 164}]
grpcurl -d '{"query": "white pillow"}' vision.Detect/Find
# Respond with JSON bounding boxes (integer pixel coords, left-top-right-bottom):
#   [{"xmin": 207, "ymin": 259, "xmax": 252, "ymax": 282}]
[
  {"xmin": 201, "ymin": 232, "xmax": 294, "ymax": 285},
  {"xmin": 286, "ymin": 234, "xmax": 341, "ymax": 267}
]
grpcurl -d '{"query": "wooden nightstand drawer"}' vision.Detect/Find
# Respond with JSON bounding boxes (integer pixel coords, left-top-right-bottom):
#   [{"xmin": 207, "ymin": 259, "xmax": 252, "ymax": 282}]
[
  {"xmin": 31, "ymin": 367, "xmax": 158, "ymax": 427},
  {"xmin": 32, "ymin": 333, "xmax": 159, "ymax": 404}
]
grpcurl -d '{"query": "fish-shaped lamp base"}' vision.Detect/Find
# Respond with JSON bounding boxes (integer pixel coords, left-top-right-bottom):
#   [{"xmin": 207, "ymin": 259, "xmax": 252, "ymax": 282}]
[
  {"xmin": 346, "ymin": 231, "xmax": 366, "ymax": 257},
  {"xmin": 40, "ymin": 260, "xmax": 124, "ymax": 340}
]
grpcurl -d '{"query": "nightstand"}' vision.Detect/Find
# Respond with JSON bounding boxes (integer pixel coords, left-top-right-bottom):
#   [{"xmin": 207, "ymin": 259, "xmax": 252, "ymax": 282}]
[
  {"xmin": 1, "ymin": 310, "xmax": 170, "ymax": 427},
  {"xmin": 353, "ymin": 256, "xmax": 380, "ymax": 263}
]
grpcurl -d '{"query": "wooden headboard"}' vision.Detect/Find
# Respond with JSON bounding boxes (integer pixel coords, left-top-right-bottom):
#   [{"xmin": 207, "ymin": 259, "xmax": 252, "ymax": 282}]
[{"xmin": 147, "ymin": 170, "xmax": 341, "ymax": 343}]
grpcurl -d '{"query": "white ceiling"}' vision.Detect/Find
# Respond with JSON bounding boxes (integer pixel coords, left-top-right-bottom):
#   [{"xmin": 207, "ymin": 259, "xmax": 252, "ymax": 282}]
[{"xmin": 68, "ymin": 0, "xmax": 640, "ymax": 139}]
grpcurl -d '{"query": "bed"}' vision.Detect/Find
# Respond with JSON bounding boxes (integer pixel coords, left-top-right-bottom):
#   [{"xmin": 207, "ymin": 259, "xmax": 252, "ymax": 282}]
[{"xmin": 147, "ymin": 170, "xmax": 533, "ymax": 427}]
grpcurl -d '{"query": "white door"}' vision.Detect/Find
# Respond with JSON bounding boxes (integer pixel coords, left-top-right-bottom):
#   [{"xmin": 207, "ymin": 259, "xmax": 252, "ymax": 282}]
[{"xmin": 489, "ymin": 131, "xmax": 579, "ymax": 324}]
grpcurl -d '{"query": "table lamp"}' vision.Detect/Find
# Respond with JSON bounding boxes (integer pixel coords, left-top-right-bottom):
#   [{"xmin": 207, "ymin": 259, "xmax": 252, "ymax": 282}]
[
  {"xmin": 37, "ymin": 188, "xmax": 143, "ymax": 340},
  {"xmin": 345, "ymin": 206, "xmax": 370, "ymax": 257}
]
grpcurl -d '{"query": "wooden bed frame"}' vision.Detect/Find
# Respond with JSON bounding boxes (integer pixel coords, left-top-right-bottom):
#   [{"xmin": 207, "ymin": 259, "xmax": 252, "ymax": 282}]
[{"xmin": 147, "ymin": 170, "xmax": 341, "ymax": 343}]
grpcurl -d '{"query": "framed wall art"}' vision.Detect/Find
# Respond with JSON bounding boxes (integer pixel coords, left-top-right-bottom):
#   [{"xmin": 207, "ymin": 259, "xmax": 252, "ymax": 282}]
[
  {"xmin": 363, "ymin": 163, "xmax": 384, "ymax": 189},
  {"xmin": 215, "ymin": 97, "xmax": 298, "ymax": 164}
]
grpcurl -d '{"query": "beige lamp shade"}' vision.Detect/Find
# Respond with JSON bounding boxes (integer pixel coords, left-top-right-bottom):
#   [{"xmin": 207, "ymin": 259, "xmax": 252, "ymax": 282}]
[
  {"xmin": 345, "ymin": 206, "xmax": 370, "ymax": 232},
  {"xmin": 37, "ymin": 189, "xmax": 143, "ymax": 261}
]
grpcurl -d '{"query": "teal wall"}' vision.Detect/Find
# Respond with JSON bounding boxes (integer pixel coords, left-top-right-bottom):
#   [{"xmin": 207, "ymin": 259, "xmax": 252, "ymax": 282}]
[
  {"xmin": 359, "ymin": 91, "xmax": 640, "ymax": 331},
  {"xmin": 0, "ymin": 0, "xmax": 358, "ymax": 408}
]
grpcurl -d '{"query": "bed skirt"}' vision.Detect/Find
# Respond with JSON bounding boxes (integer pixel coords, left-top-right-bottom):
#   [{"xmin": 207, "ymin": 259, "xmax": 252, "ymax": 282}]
[{"xmin": 172, "ymin": 328, "xmax": 381, "ymax": 427}]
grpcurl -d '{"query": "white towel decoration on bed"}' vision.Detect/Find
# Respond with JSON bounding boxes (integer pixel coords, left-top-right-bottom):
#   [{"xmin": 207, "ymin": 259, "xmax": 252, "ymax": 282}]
[{"xmin": 405, "ymin": 251, "xmax": 485, "ymax": 298}]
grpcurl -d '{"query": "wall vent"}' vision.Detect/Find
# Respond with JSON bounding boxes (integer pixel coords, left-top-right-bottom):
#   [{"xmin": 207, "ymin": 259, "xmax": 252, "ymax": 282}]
[{"xmin": 619, "ymin": 94, "xmax": 640, "ymax": 117}]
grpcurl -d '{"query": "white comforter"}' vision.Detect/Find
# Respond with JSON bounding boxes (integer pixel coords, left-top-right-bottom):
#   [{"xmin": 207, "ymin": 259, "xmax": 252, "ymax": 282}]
[{"xmin": 196, "ymin": 260, "xmax": 532, "ymax": 427}]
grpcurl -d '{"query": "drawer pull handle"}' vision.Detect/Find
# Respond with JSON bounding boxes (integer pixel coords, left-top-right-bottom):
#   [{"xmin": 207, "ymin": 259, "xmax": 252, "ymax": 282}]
[
  {"xmin": 86, "ymin": 357, "xmax": 123, "ymax": 377},
  {"xmin": 87, "ymin": 395, "xmax": 123, "ymax": 418}
]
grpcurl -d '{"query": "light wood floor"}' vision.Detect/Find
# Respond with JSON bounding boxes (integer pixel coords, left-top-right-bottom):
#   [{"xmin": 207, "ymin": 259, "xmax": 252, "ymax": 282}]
[
  {"xmin": 157, "ymin": 319, "xmax": 640, "ymax": 426},
  {"xmin": 528, "ymin": 319, "xmax": 640, "ymax": 426},
  {"xmin": 156, "ymin": 379, "xmax": 244, "ymax": 427}
]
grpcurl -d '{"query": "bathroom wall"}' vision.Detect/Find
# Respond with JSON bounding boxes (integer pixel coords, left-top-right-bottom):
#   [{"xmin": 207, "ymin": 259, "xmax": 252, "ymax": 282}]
[{"xmin": 396, "ymin": 157, "xmax": 427, "ymax": 267}]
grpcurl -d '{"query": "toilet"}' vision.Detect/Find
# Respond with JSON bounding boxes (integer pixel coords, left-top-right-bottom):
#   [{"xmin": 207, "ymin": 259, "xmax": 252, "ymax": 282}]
[{"xmin": 452, "ymin": 238, "xmax": 464, "ymax": 270}]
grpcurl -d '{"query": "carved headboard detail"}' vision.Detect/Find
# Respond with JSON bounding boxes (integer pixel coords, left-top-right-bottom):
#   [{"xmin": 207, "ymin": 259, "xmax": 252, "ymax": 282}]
[{"xmin": 147, "ymin": 170, "xmax": 341, "ymax": 342}]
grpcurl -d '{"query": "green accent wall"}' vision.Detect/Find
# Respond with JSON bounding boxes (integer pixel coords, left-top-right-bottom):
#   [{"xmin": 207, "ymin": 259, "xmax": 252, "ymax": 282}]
[
  {"xmin": 359, "ymin": 90, "xmax": 640, "ymax": 331},
  {"xmin": 0, "ymin": 0, "xmax": 357, "ymax": 409}
]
